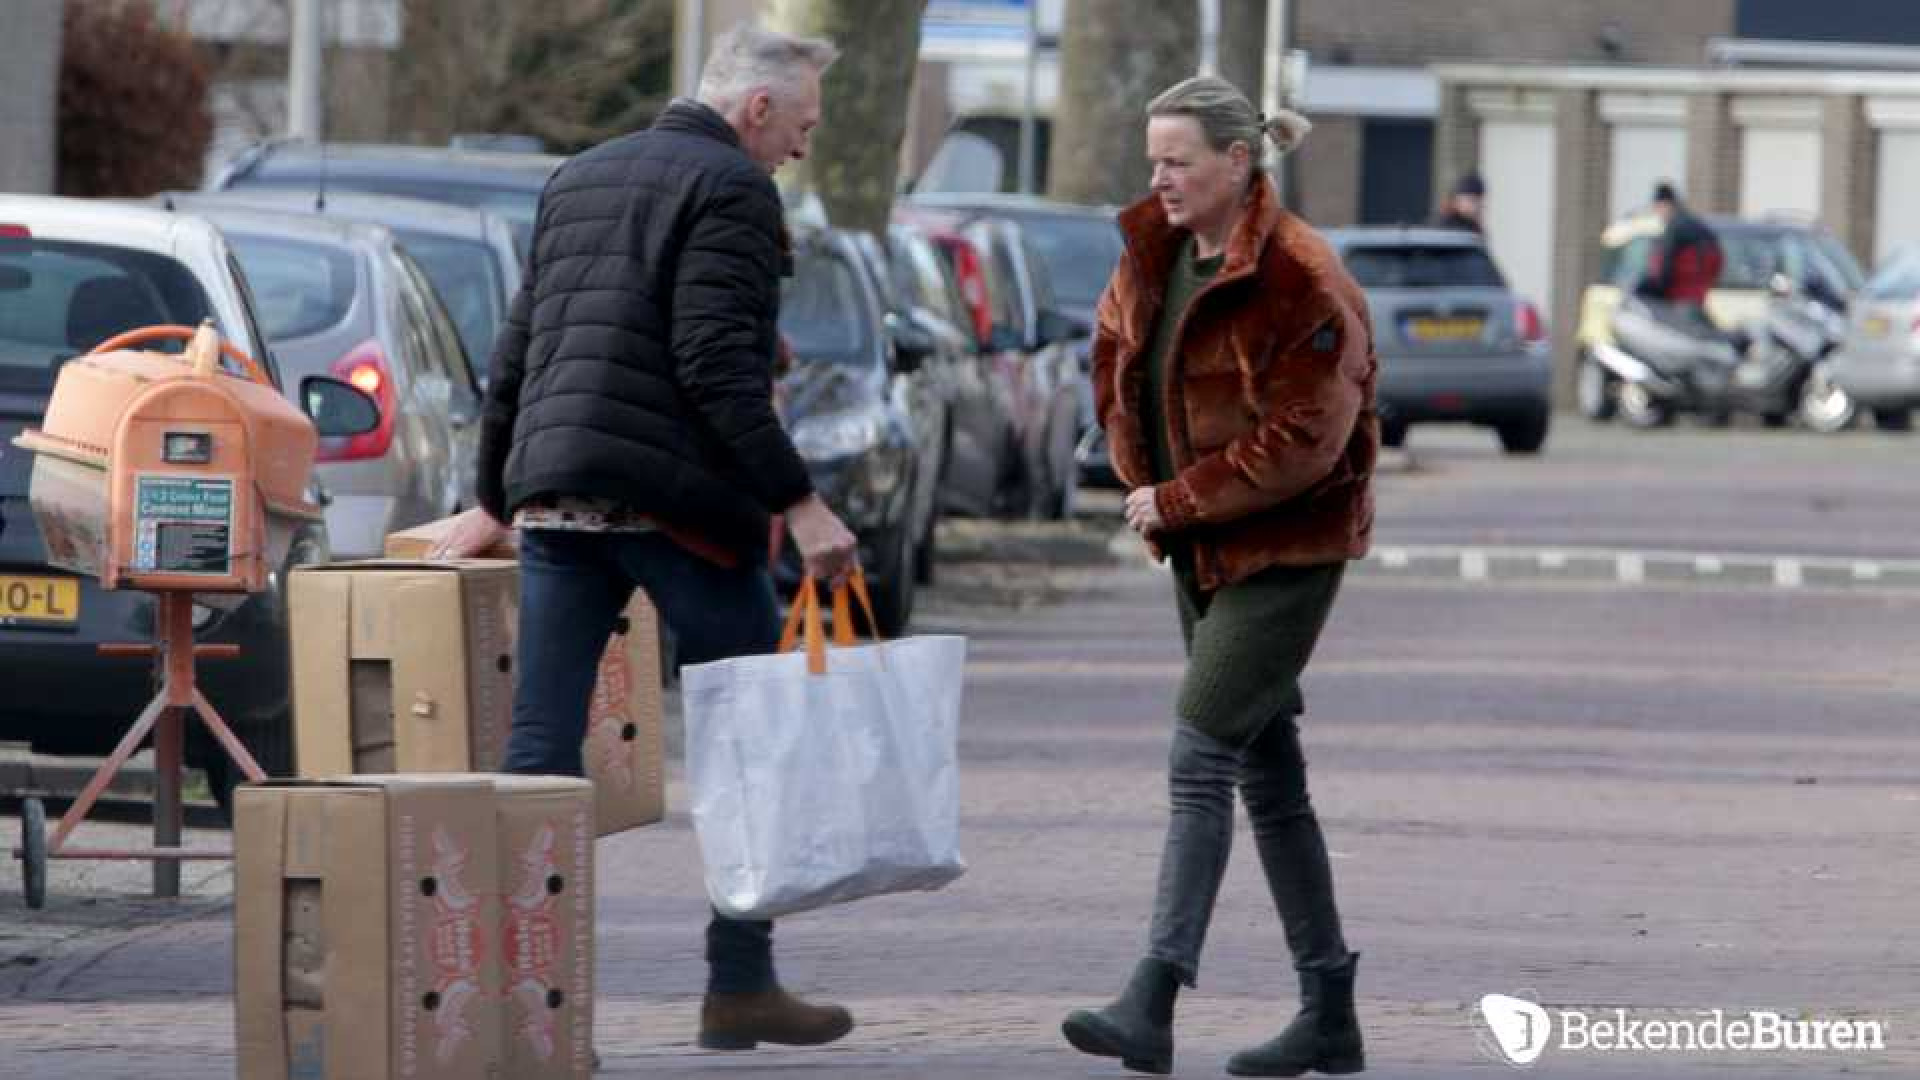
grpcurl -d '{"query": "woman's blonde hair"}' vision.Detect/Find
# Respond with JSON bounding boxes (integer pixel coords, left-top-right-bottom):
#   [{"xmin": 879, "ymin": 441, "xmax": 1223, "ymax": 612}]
[{"xmin": 1146, "ymin": 75, "xmax": 1311, "ymax": 164}]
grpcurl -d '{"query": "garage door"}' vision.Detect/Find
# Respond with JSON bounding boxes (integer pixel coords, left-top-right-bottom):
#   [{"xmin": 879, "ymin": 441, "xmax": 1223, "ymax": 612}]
[{"xmin": 1480, "ymin": 118, "xmax": 1557, "ymax": 309}]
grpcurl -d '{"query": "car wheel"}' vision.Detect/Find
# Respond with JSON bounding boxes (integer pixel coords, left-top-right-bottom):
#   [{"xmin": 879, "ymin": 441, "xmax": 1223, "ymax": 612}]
[
  {"xmin": 866, "ymin": 526, "xmax": 916, "ymax": 638},
  {"xmin": 1797, "ymin": 362, "xmax": 1857, "ymax": 434},
  {"xmin": 205, "ymin": 706, "xmax": 293, "ymax": 822},
  {"xmin": 1576, "ymin": 352, "xmax": 1617, "ymax": 422},
  {"xmin": 1616, "ymin": 381, "xmax": 1671, "ymax": 429},
  {"xmin": 913, "ymin": 507, "xmax": 938, "ymax": 586},
  {"xmin": 1497, "ymin": 408, "xmax": 1550, "ymax": 455},
  {"xmin": 1873, "ymin": 408, "xmax": 1912, "ymax": 433}
]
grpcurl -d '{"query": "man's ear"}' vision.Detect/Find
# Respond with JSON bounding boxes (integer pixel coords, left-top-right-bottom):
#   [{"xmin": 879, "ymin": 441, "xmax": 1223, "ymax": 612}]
[{"xmin": 748, "ymin": 89, "xmax": 774, "ymax": 127}]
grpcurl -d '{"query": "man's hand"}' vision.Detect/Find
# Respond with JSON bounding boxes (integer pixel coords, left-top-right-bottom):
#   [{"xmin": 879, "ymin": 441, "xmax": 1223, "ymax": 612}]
[
  {"xmin": 785, "ymin": 493, "xmax": 858, "ymax": 587},
  {"xmin": 1124, "ymin": 486, "xmax": 1166, "ymax": 536},
  {"xmin": 428, "ymin": 507, "xmax": 512, "ymax": 559}
]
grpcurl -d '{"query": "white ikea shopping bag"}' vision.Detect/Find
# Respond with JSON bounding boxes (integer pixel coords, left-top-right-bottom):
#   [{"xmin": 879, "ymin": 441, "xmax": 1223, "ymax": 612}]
[{"xmin": 682, "ymin": 573, "xmax": 967, "ymax": 919}]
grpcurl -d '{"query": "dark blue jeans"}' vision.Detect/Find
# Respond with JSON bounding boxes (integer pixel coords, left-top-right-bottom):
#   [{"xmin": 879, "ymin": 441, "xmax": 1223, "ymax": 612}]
[{"xmin": 503, "ymin": 528, "xmax": 783, "ymax": 994}]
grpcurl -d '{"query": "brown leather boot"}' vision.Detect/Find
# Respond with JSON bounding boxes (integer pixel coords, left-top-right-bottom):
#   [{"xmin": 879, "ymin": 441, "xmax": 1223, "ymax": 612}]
[{"xmin": 698, "ymin": 987, "xmax": 855, "ymax": 1050}]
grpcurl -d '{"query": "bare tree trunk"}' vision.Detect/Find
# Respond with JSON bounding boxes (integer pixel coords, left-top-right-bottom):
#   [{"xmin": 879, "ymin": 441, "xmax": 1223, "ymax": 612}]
[
  {"xmin": 769, "ymin": 0, "xmax": 929, "ymax": 235},
  {"xmin": 1216, "ymin": 0, "xmax": 1267, "ymax": 105},
  {"xmin": 1048, "ymin": 0, "xmax": 1197, "ymax": 207}
]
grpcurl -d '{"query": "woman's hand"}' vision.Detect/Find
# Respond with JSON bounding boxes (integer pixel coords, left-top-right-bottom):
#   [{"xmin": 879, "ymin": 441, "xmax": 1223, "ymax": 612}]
[{"xmin": 1124, "ymin": 486, "xmax": 1166, "ymax": 535}]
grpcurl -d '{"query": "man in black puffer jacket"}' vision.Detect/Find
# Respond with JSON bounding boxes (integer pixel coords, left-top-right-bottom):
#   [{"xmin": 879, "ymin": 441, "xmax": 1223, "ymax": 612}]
[{"xmin": 439, "ymin": 23, "xmax": 860, "ymax": 1052}]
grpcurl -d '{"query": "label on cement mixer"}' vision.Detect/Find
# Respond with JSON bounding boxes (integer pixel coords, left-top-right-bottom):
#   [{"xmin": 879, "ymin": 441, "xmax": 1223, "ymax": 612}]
[{"xmin": 134, "ymin": 474, "xmax": 234, "ymax": 575}]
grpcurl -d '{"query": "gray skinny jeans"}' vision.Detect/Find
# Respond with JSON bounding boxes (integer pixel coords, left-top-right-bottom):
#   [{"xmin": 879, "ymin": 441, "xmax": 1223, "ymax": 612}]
[{"xmin": 1146, "ymin": 718, "xmax": 1350, "ymax": 986}]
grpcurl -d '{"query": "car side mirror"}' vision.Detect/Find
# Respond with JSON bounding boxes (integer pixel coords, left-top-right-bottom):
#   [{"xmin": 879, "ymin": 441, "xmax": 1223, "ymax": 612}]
[
  {"xmin": 1037, "ymin": 308, "xmax": 1092, "ymax": 347},
  {"xmin": 1767, "ymin": 272, "xmax": 1795, "ymax": 299},
  {"xmin": 301, "ymin": 375, "xmax": 381, "ymax": 437},
  {"xmin": 886, "ymin": 312, "xmax": 936, "ymax": 374}
]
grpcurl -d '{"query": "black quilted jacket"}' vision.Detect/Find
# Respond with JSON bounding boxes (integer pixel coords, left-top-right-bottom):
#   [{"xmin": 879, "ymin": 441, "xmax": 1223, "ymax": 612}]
[{"xmin": 477, "ymin": 99, "xmax": 811, "ymax": 561}]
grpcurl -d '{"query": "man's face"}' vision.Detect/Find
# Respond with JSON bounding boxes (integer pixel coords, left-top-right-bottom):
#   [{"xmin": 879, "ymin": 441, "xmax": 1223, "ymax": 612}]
[
  {"xmin": 1452, "ymin": 193, "xmax": 1483, "ymax": 219},
  {"xmin": 742, "ymin": 72, "xmax": 822, "ymax": 174}
]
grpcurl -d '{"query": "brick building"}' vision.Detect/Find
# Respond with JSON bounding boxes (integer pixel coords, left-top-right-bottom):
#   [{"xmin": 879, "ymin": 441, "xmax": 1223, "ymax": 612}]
[{"xmin": 1287, "ymin": 0, "xmax": 1736, "ymax": 229}]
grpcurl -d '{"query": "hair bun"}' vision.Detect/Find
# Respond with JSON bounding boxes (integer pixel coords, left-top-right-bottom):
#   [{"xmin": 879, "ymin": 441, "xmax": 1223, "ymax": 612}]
[{"xmin": 1262, "ymin": 109, "xmax": 1312, "ymax": 153}]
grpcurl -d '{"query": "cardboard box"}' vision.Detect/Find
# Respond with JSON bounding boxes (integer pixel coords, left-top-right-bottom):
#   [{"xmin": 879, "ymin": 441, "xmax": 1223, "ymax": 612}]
[
  {"xmin": 379, "ymin": 517, "xmax": 666, "ymax": 834},
  {"xmin": 583, "ymin": 601, "xmax": 666, "ymax": 832},
  {"xmin": 494, "ymin": 776, "xmax": 596, "ymax": 1079},
  {"xmin": 291, "ymin": 562, "xmax": 519, "ymax": 779},
  {"xmin": 235, "ymin": 775, "xmax": 503, "ymax": 1080}
]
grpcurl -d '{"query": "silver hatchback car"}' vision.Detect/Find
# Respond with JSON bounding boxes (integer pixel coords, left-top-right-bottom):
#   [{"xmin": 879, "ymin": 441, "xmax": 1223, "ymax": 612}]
[
  {"xmin": 1325, "ymin": 227, "xmax": 1553, "ymax": 454},
  {"xmin": 1827, "ymin": 250, "xmax": 1920, "ymax": 431},
  {"xmin": 176, "ymin": 205, "xmax": 481, "ymax": 555}
]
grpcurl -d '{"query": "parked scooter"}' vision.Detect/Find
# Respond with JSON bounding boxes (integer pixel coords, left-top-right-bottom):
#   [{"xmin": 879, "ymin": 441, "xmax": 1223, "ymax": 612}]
[{"xmin": 1583, "ymin": 274, "xmax": 1852, "ymax": 430}]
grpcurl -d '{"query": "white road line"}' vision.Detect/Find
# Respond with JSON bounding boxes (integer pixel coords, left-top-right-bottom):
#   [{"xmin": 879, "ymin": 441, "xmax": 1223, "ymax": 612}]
[
  {"xmin": 1461, "ymin": 550, "xmax": 1489, "ymax": 581},
  {"xmin": 1359, "ymin": 544, "xmax": 1920, "ymax": 591}
]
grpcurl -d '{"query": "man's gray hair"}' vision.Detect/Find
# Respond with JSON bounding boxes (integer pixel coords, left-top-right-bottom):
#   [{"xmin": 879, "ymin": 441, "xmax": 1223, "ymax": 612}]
[{"xmin": 697, "ymin": 23, "xmax": 839, "ymax": 111}]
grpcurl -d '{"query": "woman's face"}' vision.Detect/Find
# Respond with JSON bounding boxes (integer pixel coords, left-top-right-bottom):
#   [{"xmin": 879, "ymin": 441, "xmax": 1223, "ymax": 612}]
[{"xmin": 1147, "ymin": 115, "xmax": 1249, "ymax": 234}]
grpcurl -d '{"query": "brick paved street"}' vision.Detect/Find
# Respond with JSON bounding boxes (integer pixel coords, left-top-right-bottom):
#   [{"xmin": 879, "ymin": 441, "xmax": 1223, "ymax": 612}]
[{"xmin": 3, "ymin": 480, "xmax": 1919, "ymax": 1078}]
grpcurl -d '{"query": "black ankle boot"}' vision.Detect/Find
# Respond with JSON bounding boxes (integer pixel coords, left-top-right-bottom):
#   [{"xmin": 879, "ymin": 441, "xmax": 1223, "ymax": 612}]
[
  {"xmin": 1061, "ymin": 956, "xmax": 1181, "ymax": 1075},
  {"xmin": 1226, "ymin": 953, "xmax": 1364, "ymax": 1077}
]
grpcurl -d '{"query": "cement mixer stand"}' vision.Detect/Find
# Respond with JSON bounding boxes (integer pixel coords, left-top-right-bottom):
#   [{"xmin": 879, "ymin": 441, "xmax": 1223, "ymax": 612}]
[{"xmin": 17, "ymin": 593, "xmax": 265, "ymax": 907}]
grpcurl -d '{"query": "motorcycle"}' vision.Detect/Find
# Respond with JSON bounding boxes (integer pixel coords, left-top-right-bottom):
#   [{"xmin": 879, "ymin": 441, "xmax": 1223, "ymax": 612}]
[{"xmin": 1582, "ymin": 274, "xmax": 1853, "ymax": 430}]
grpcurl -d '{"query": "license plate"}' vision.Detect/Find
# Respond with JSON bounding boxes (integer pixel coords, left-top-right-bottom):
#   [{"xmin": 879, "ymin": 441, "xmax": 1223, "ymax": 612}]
[
  {"xmin": 1863, "ymin": 315, "xmax": 1891, "ymax": 338},
  {"xmin": 0, "ymin": 573, "xmax": 80, "ymax": 626},
  {"xmin": 1406, "ymin": 316, "xmax": 1485, "ymax": 342}
]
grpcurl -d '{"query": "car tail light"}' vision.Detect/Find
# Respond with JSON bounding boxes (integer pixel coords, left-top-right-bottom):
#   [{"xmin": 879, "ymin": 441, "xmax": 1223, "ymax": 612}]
[
  {"xmin": 1516, "ymin": 299, "xmax": 1547, "ymax": 344},
  {"xmin": 953, "ymin": 245, "xmax": 993, "ymax": 345},
  {"xmin": 0, "ymin": 224, "xmax": 31, "ymax": 239},
  {"xmin": 319, "ymin": 338, "xmax": 396, "ymax": 462}
]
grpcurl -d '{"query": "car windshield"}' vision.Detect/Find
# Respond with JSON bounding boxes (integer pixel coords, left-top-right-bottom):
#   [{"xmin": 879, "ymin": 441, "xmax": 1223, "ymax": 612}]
[
  {"xmin": 0, "ymin": 236, "xmax": 216, "ymax": 377},
  {"xmin": 1015, "ymin": 214, "xmax": 1122, "ymax": 312},
  {"xmin": 780, "ymin": 249, "xmax": 872, "ymax": 365},
  {"xmin": 226, "ymin": 232, "xmax": 358, "ymax": 341},
  {"xmin": 1863, "ymin": 251, "xmax": 1920, "ymax": 302},
  {"xmin": 393, "ymin": 231, "xmax": 503, "ymax": 367},
  {"xmin": 1343, "ymin": 245, "xmax": 1506, "ymax": 288},
  {"xmin": 1604, "ymin": 223, "xmax": 1866, "ymax": 296}
]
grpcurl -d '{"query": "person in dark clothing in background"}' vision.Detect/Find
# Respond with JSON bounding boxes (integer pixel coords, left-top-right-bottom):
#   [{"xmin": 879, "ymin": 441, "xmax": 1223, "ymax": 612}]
[
  {"xmin": 1638, "ymin": 182, "xmax": 1724, "ymax": 314},
  {"xmin": 433, "ymin": 23, "xmax": 860, "ymax": 1053},
  {"xmin": 1433, "ymin": 171, "xmax": 1486, "ymax": 235}
]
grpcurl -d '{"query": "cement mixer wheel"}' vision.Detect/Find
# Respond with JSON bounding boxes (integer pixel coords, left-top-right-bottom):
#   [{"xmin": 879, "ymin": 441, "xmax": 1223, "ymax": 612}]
[{"xmin": 20, "ymin": 797, "xmax": 47, "ymax": 910}]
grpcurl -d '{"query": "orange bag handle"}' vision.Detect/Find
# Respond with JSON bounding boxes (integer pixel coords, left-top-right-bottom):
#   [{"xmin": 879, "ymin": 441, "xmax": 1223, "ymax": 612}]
[
  {"xmin": 778, "ymin": 569, "xmax": 883, "ymax": 675},
  {"xmin": 87, "ymin": 323, "xmax": 274, "ymax": 388},
  {"xmin": 830, "ymin": 567, "xmax": 883, "ymax": 647}
]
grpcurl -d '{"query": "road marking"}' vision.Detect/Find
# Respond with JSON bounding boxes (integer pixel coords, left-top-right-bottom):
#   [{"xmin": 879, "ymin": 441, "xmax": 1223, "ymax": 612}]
[
  {"xmin": 1352, "ymin": 544, "xmax": 1920, "ymax": 592},
  {"xmin": 964, "ymin": 657, "xmax": 1920, "ymax": 691}
]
